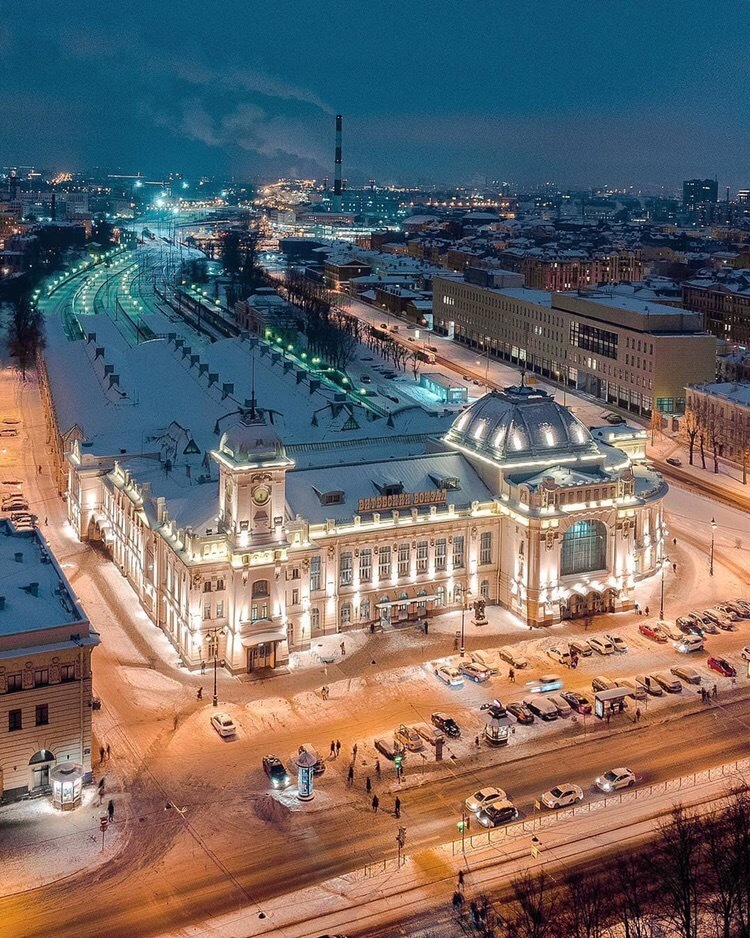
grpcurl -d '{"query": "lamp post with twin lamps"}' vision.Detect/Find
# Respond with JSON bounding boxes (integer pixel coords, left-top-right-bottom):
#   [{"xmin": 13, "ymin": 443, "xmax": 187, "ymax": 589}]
[
  {"xmin": 455, "ymin": 585, "xmax": 473, "ymax": 657},
  {"xmin": 710, "ymin": 517, "xmax": 717, "ymax": 577},
  {"xmin": 206, "ymin": 625, "xmax": 226, "ymax": 707}
]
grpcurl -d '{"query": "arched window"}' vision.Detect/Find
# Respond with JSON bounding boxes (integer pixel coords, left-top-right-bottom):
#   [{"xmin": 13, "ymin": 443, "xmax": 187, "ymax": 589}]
[
  {"xmin": 252, "ymin": 579, "xmax": 269, "ymax": 598},
  {"xmin": 480, "ymin": 579, "xmax": 490, "ymax": 599},
  {"xmin": 561, "ymin": 521, "xmax": 607, "ymax": 576},
  {"xmin": 359, "ymin": 599, "xmax": 371, "ymax": 621},
  {"xmin": 340, "ymin": 602, "xmax": 352, "ymax": 625}
]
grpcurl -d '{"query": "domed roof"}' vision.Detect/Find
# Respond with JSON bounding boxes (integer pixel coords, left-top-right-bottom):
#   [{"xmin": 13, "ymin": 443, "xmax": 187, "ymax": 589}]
[
  {"xmin": 444, "ymin": 386, "xmax": 598, "ymax": 466},
  {"xmin": 219, "ymin": 413, "xmax": 288, "ymax": 465}
]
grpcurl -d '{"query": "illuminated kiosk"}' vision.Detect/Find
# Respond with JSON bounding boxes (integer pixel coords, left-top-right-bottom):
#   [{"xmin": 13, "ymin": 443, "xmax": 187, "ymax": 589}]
[
  {"xmin": 50, "ymin": 762, "xmax": 84, "ymax": 811},
  {"xmin": 295, "ymin": 746, "xmax": 317, "ymax": 801},
  {"xmin": 482, "ymin": 703, "xmax": 513, "ymax": 746}
]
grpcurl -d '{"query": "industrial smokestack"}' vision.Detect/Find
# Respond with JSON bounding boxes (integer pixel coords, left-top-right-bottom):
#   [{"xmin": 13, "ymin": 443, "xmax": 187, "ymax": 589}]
[{"xmin": 333, "ymin": 114, "xmax": 342, "ymax": 211}]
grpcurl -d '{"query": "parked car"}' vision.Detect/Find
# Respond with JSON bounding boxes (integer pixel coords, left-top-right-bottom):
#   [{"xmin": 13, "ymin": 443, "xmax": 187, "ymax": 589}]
[
  {"xmin": 595, "ymin": 767, "xmax": 635, "ymax": 792},
  {"xmin": 470, "ymin": 650, "xmax": 500, "ymax": 674},
  {"xmin": 704, "ymin": 608, "xmax": 736, "ymax": 631},
  {"xmin": 676, "ymin": 635, "xmax": 704, "ymax": 654},
  {"xmin": 715, "ymin": 603, "xmax": 741, "ymax": 621},
  {"xmin": 592, "ymin": 675, "xmax": 616, "ymax": 693},
  {"xmin": 497, "ymin": 647, "xmax": 529, "ymax": 669},
  {"xmin": 546, "ymin": 693, "xmax": 573, "ymax": 717},
  {"xmin": 652, "ymin": 672, "xmax": 682, "ymax": 693},
  {"xmin": 688, "ymin": 611, "xmax": 719, "ymax": 634},
  {"xmin": 547, "ymin": 645, "xmax": 572, "ymax": 666},
  {"xmin": 465, "ymin": 786, "xmax": 508, "ymax": 813},
  {"xmin": 666, "ymin": 457, "xmax": 682, "ymax": 467},
  {"xmin": 459, "ymin": 661, "xmax": 492, "ymax": 683},
  {"xmin": 634, "ymin": 674, "xmax": 664, "ymax": 696},
  {"xmin": 431, "ymin": 712, "xmax": 461, "ymax": 738},
  {"xmin": 660, "ymin": 622, "xmax": 685, "ymax": 642},
  {"xmin": 435, "ymin": 665, "xmax": 464, "ymax": 687},
  {"xmin": 742, "ymin": 647, "xmax": 750, "ymax": 662},
  {"xmin": 210, "ymin": 712, "xmax": 237, "ymax": 738},
  {"xmin": 589, "ymin": 636, "xmax": 615, "ymax": 655},
  {"xmin": 708, "ymin": 657, "xmax": 736, "ymax": 677},
  {"xmin": 639, "ymin": 622, "xmax": 668, "ymax": 643},
  {"xmin": 394, "ymin": 724, "xmax": 424, "ymax": 752},
  {"xmin": 560, "ymin": 691, "xmax": 592, "ymax": 714},
  {"xmin": 477, "ymin": 798, "xmax": 518, "ymax": 828},
  {"xmin": 262, "ymin": 754, "xmax": 290, "ymax": 788},
  {"xmin": 374, "ymin": 738, "xmax": 404, "ymax": 761},
  {"xmin": 615, "ymin": 678, "xmax": 647, "ymax": 701},
  {"xmin": 541, "ymin": 784, "xmax": 584, "ymax": 809},
  {"xmin": 413, "ymin": 722, "xmax": 444, "ymax": 746},
  {"xmin": 677, "ymin": 616, "xmax": 701, "ymax": 636},
  {"xmin": 670, "ymin": 664, "xmax": 702, "ymax": 685},
  {"xmin": 297, "ymin": 743, "xmax": 326, "ymax": 775},
  {"xmin": 526, "ymin": 674, "xmax": 563, "ymax": 693},
  {"xmin": 606, "ymin": 413, "xmax": 625, "ymax": 425},
  {"xmin": 506, "ymin": 701, "xmax": 535, "ymax": 725},
  {"xmin": 606, "ymin": 634, "xmax": 628, "ymax": 653},
  {"xmin": 725, "ymin": 602, "xmax": 750, "ymax": 618},
  {"xmin": 569, "ymin": 638, "xmax": 592, "ymax": 658},
  {"xmin": 523, "ymin": 695, "xmax": 558, "ymax": 721}
]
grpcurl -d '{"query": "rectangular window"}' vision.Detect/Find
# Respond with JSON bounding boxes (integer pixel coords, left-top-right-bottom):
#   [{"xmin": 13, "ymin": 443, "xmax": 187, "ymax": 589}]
[
  {"xmin": 34, "ymin": 669, "xmax": 49, "ymax": 688},
  {"xmin": 480, "ymin": 531, "xmax": 492, "ymax": 565},
  {"xmin": 8, "ymin": 709, "xmax": 22, "ymax": 732},
  {"xmin": 435, "ymin": 539, "xmax": 447, "ymax": 571},
  {"xmin": 310, "ymin": 556, "xmax": 321, "ymax": 592},
  {"xmin": 216, "ymin": 579, "xmax": 225, "ymax": 591},
  {"xmin": 292, "ymin": 589, "xmax": 299, "ymax": 606},
  {"xmin": 7, "ymin": 672, "xmax": 22, "ymax": 692},
  {"xmin": 569, "ymin": 321, "xmax": 618, "ymax": 360},
  {"xmin": 453, "ymin": 536, "xmax": 465, "ymax": 569},
  {"xmin": 311, "ymin": 608, "xmax": 321, "ymax": 631},
  {"xmin": 35, "ymin": 704, "xmax": 49, "ymax": 726},
  {"xmin": 215, "ymin": 600, "xmax": 224, "ymax": 618},
  {"xmin": 359, "ymin": 549, "xmax": 372, "ymax": 582},
  {"xmin": 203, "ymin": 603, "xmax": 211, "ymax": 620},
  {"xmin": 397, "ymin": 544, "xmax": 410, "ymax": 576},
  {"xmin": 416, "ymin": 540, "xmax": 428, "ymax": 573},
  {"xmin": 291, "ymin": 567, "xmax": 300, "ymax": 580},
  {"xmin": 379, "ymin": 546, "xmax": 392, "ymax": 579},
  {"xmin": 203, "ymin": 581, "xmax": 212, "ymax": 592},
  {"xmin": 340, "ymin": 552, "xmax": 353, "ymax": 586}
]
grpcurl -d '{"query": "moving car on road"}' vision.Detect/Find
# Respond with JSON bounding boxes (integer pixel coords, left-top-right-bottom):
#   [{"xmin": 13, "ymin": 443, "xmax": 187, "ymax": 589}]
[
  {"xmin": 210, "ymin": 712, "xmax": 237, "ymax": 738},
  {"xmin": 561, "ymin": 691, "xmax": 593, "ymax": 714},
  {"xmin": 431, "ymin": 712, "xmax": 461, "ymax": 738},
  {"xmin": 708, "ymin": 657, "xmax": 736, "ymax": 677},
  {"xmin": 666, "ymin": 457, "xmax": 682, "ymax": 466},
  {"xmin": 262, "ymin": 755, "xmax": 290, "ymax": 788},
  {"xmin": 465, "ymin": 786, "xmax": 508, "ymax": 813},
  {"xmin": 477, "ymin": 798, "xmax": 518, "ymax": 828},
  {"xmin": 526, "ymin": 674, "xmax": 563, "ymax": 693},
  {"xmin": 639, "ymin": 622, "xmax": 668, "ymax": 643},
  {"xmin": 595, "ymin": 767, "xmax": 636, "ymax": 792},
  {"xmin": 541, "ymin": 784, "xmax": 584, "ymax": 809},
  {"xmin": 435, "ymin": 665, "xmax": 464, "ymax": 687},
  {"xmin": 506, "ymin": 701, "xmax": 535, "ymax": 724},
  {"xmin": 459, "ymin": 661, "xmax": 492, "ymax": 683}
]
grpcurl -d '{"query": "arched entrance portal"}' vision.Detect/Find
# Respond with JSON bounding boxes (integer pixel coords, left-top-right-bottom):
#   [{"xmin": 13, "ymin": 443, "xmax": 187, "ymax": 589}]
[{"xmin": 29, "ymin": 749, "xmax": 55, "ymax": 790}]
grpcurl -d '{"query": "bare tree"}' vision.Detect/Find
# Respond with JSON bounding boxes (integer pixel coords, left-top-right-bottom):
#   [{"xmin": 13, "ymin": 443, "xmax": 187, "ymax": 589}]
[
  {"xmin": 684, "ymin": 402, "xmax": 701, "ymax": 467},
  {"xmin": 614, "ymin": 854, "xmax": 655, "ymax": 938},
  {"xmin": 6, "ymin": 293, "xmax": 46, "ymax": 379},
  {"xmin": 653, "ymin": 805, "xmax": 706, "ymax": 938},
  {"xmin": 504, "ymin": 871, "xmax": 557, "ymax": 938},
  {"xmin": 560, "ymin": 870, "xmax": 606, "ymax": 938}
]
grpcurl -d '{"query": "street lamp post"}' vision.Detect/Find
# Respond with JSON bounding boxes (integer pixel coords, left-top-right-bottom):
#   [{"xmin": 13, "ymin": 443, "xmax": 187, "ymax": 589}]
[
  {"xmin": 207, "ymin": 626, "xmax": 226, "ymax": 707},
  {"xmin": 659, "ymin": 557, "xmax": 668, "ymax": 621},
  {"xmin": 710, "ymin": 517, "xmax": 717, "ymax": 577},
  {"xmin": 457, "ymin": 585, "xmax": 472, "ymax": 657}
]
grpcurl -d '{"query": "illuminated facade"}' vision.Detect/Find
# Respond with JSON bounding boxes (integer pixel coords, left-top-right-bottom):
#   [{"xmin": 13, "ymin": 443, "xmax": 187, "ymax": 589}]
[{"xmin": 66, "ymin": 388, "xmax": 666, "ymax": 673}]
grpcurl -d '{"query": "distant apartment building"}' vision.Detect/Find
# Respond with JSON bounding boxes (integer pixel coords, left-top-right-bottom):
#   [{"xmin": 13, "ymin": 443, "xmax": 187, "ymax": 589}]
[
  {"xmin": 433, "ymin": 277, "xmax": 716, "ymax": 416},
  {"xmin": 0, "ymin": 521, "xmax": 98, "ymax": 803},
  {"xmin": 682, "ymin": 271, "xmax": 750, "ymax": 345},
  {"xmin": 500, "ymin": 251, "xmax": 642, "ymax": 291},
  {"xmin": 324, "ymin": 258, "xmax": 373, "ymax": 288},
  {"xmin": 685, "ymin": 383, "xmax": 750, "ymax": 464},
  {"xmin": 683, "ymin": 178, "xmax": 718, "ymax": 212}
]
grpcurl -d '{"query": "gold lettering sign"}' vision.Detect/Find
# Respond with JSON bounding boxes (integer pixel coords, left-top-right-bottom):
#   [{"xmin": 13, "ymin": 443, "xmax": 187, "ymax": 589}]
[{"xmin": 357, "ymin": 489, "xmax": 447, "ymax": 514}]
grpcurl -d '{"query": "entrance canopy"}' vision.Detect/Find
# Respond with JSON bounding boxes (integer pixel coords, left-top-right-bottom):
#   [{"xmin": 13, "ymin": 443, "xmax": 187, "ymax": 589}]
[{"xmin": 240, "ymin": 630, "xmax": 286, "ymax": 648}]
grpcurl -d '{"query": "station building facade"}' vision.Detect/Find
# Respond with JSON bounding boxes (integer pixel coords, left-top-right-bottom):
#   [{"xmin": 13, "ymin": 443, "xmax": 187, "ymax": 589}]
[{"xmin": 66, "ymin": 387, "xmax": 667, "ymax": 674}]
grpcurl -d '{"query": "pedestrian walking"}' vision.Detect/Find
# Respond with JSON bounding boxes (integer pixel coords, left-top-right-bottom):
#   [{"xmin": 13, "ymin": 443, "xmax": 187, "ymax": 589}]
[
  {"xmin": 424, "ymin": 620, "xmax": 429, "ymax": 634},
  {"xmin": 197, "ymin": 686, "xmax": 203, "ymax": 700},
  {"xmin": 347, "ymin": 765, "xmax": 354, "ymax": 786},
  {"xmin": 453, "ymin": 635, "xmax": 459, "ymax": 651},
  {"xmin": 330, "ymin": 740, "xmax": 336, "ymax": 757},
  {"xmin": 635, "ymin": 707, "xmax": 641, "ymax": 723},
  {"xmin": 98, "ymin": 778, "xmax": 105, "ymax": 804},
  {"xmin": 618, "ymin": 700, "xmax": 624, "ymax": 713},
  {"xmin": 37, "ymin": 465, "xmax": 41, "ymax": 474},
  {"xmin": 106, "ymin": 743, "xmax": 111, "ymax": 760},
  {"xmin": 107, "ymin": 799, "xmax": 115, "ymax": 822},
  {"xmin": 44, "ymin": 517, "xmax": 47, "ymax": 526},
  {"xmin": 372, "ymin": 794, "xmax": 379, "ymax": 813},
  {"xmin": 336, "ymin": 739, "xmax": 341, "ymax": 756},
  {"xmin": 370, "ymin": 622, "xmax": 375, "ymax": 635},
  {"xmin": 375, "ymin": 758, "xmax": 381, "ymax": 778},
  {"xmin": 457, "ymin": 870, "xmax": 465, "ymax": 890},
  {"xmin": 453, "ymin": 892, "xmax": 464, "ymax": 911},
  {"xmin": 394, "ymin": 796, "xmax": 401, "ymax": 818},
  {"xmin": 606, "ymin": 713, "xmax": 611, "ymax": 727},
  {"xmin": 99, "ymin": 746, "xmax": 105, "ymax": 764},
  {"xmin": 508, "ymin": 668, "xmax": 515, "ymax": 683},
  {"xmin": 474, "ymin": 735, "xmax": 480, "ymax": 748},
  {"xmin": 701, "ymin": 687, "xmax": 706, "ymax": 702},
  {"xmin": 365, "ymin": 776, "xmax": 372, "ymax": 795},
  {"xmin": 340, "ymin": 641, "xmax": 346, "ymax": 655},
  {"xmin": 713, "ymin": 683, "xmax": 718, "ymax": 699},
  {"xmin": 673, "ymin": 563, "xmax": 677, "ymax": 573},
  {"xmin": 321, "ymin": 685, "xmax": 329, "ymax": 700},
  {"xmin": 645, "ymin": 606, "xmax": 649, "ymax": 616},
  {"xmin": 200, "ymin": 660, "xmax": 206, "ymax": 674},
  {"xmin": 352, "ymin": 742, "xmax": 358, "ymax": 759},
  {"xmin": 673, "ymin": 538, "xmax": 677, "ymax": 546}
]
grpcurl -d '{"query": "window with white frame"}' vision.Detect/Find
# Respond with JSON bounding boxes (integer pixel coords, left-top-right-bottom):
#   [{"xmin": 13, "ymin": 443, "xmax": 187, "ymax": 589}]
[
  {"xmin": 340, "ymin": 602, "xmax": 352, "ymax": 625},
  {"xmin": 360, "ymin": 598, "xmax": 371, "ymax": 620},
  {"xmin": 379, "ymin": 546, "xmax": 391, "ymax": 579},
  {"xmin": 480, "ymin": 531, "xmax": 492, "ymax": 565},
  {"xmin": 397, "ymin": 544, "xmax": 410, "ymax": 576},
  {"xmin": 435, "ymin": 538, "xmax": 447, "ymax": 571},
  {"xmin": 416, "ymin": 540, "xmax": 428, "ymax": 573},
  {"xmin": 340, "ymin": 552, "xmax": 353, "ymax": 586},
  {"xmin": 359, "ymin": 549, "xmax": 372, "ymax": 582},
  {"xmin": 453, "ymin": 535, "xmax": 465, "ymax": 569},
  {"xmin": 216, "ymin": 600, "xmax": 224, "ymax": 618},
  {"xmin": 310, "ymin": 555, "xmax": 321, "ymax": 591},
  {"xmin": 311, "ymin": 608, "xmax": 321, "ymax": 631}
]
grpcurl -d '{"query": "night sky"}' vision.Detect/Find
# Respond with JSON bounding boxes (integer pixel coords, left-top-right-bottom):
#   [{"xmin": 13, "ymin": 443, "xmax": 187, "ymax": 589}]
[{"xmin": 2, "ymin": 0, "xmax": 749, "ymax": 188}]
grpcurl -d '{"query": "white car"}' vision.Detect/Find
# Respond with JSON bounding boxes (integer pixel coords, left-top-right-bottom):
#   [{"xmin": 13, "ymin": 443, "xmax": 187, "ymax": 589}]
[
  {"xmin": 394, "ymin": 724, "xmax": 425, "ymax": 751},
  {"xmin": 459, "ymin": 661, "xmax": 492, "ymax": 683},
  {"xmin": 435, "ymin": 665, "xmax": 464, "ymax": 687},
  {"xmin": 547, "ymin": 645, "xmax": 572, "ymax": 666},
  {"xmin": 541, "ymin": 784, "xmax": 584, "ymax": 809},
  {"xmin": 210, "ymin": 712, "xmax": 237, "ymax": 738},
  {"xmin": 742, "ymin": 646, "xmax": 750, "ymax": 662},
  {"xmin": 465, "ymin": 786, "xmax": 508, "ymax": 814},
  {"xmin": 589, "ymin": 636, "xmax": 614, "ymax": 655},
  {"xmin": 595, "ymin": 767, "xmax": 636, "ymax": 792},
  {"xmin": 606, "ymin": 634, "xmax": 628, "ymax": 653}
]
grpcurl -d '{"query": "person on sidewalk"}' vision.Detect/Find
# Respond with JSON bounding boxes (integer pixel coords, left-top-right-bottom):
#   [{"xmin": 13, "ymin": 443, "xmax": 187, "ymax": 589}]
[
  {"xmin": 713, "ymin": 683, "xmax": 718, "ymax": 699},
  {"xmin": 508, "ymin": 668, "xmax": 515, "ymax": 683},
  {"xmin": 336, "ymin": 739, "xmax": 341, "ymax": 757},
  {"xmin": 99, "ymin": 746, "xmax": 105, "ymax": 765},
  {"xmin": 375, "ymin": 758, "xmax": 381, "ymax": 778},
  {"xmin": 107, "ymin": 800, "xmax": 115, "ymax": 822},
  {"xmin": 197, "ymin": 687, "xmax": 203, "ymax": 700},
  {"xmin": 347, "ymin": 765, "xmax": 354, "ymax": 786},
  {"xmin": 372, "ymin": 794, "xmax": 379, "ymax": 813},
  {"xmin": 106, "ymin": 744, "xmax": 111, "ymax": 760},
  {"xmin": 394, "ymin": 796, "xmax": 401, "ymax": 818},
  {"xmin": 365, "ymin": 776, "xmax": 372, "ymax": 795},
  {"xmin": 330, "ymin": 740, "xmax": 336, "ymax": 757},
  {"xmin": 340, "ymin": 641, "xmax": 346, "ymax": 655},
  {"xmin": 352, "ymin": 742, "xmax": 358, "ymax": 759}
]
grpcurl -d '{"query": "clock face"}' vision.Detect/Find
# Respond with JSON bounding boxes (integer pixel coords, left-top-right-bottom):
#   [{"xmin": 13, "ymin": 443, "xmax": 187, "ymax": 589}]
[{"xmin": 252, "ymin": 485, "xmax": 271, "ymax": 506}]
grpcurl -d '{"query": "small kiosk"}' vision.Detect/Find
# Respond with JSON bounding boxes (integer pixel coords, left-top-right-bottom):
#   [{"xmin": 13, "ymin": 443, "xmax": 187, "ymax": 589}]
[
  {"xmin": 482, "ymin": 702, "xmax": 513, "ymax": 747},
  {"xmin": 50, "ymin": 762, "xmax": 85, "ymax": 811}
]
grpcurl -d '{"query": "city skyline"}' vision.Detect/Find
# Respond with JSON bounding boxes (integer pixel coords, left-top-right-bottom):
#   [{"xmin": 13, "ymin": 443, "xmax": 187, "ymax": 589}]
[{"xmin": 2, "ymin": 0, "xmax": 750, "ymax": 187}]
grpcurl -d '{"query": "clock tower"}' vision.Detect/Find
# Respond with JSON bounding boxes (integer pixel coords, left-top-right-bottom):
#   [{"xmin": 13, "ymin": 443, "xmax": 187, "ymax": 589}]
[{"xmin": 212, "ymin": 412, "xmax": 294, "ymax": 552}]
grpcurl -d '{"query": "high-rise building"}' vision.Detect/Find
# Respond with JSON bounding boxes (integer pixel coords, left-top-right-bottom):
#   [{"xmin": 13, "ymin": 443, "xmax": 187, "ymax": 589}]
[{"xmin": 683, "ymin": 178, "xmax": 718, "ymax": 212}]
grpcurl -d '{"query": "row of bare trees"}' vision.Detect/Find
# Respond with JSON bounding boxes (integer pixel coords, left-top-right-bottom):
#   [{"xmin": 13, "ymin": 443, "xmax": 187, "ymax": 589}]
[
  {"xmin": 452, "ymin": 790, "xmax": 750, "ymax": 938},
  {"xmin": 683, "ymin": 393, "xmax": 750, "ymax": 481}
]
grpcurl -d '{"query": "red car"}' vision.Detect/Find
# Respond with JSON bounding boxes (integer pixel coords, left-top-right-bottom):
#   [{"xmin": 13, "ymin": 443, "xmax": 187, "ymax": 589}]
[
  {"xmin": 708, "ymin": 657, "xmax": 736, "ymax": 677},
  {"xmin": 639, "ymin": 623, "xmax": 668, "ymax": 643}
]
